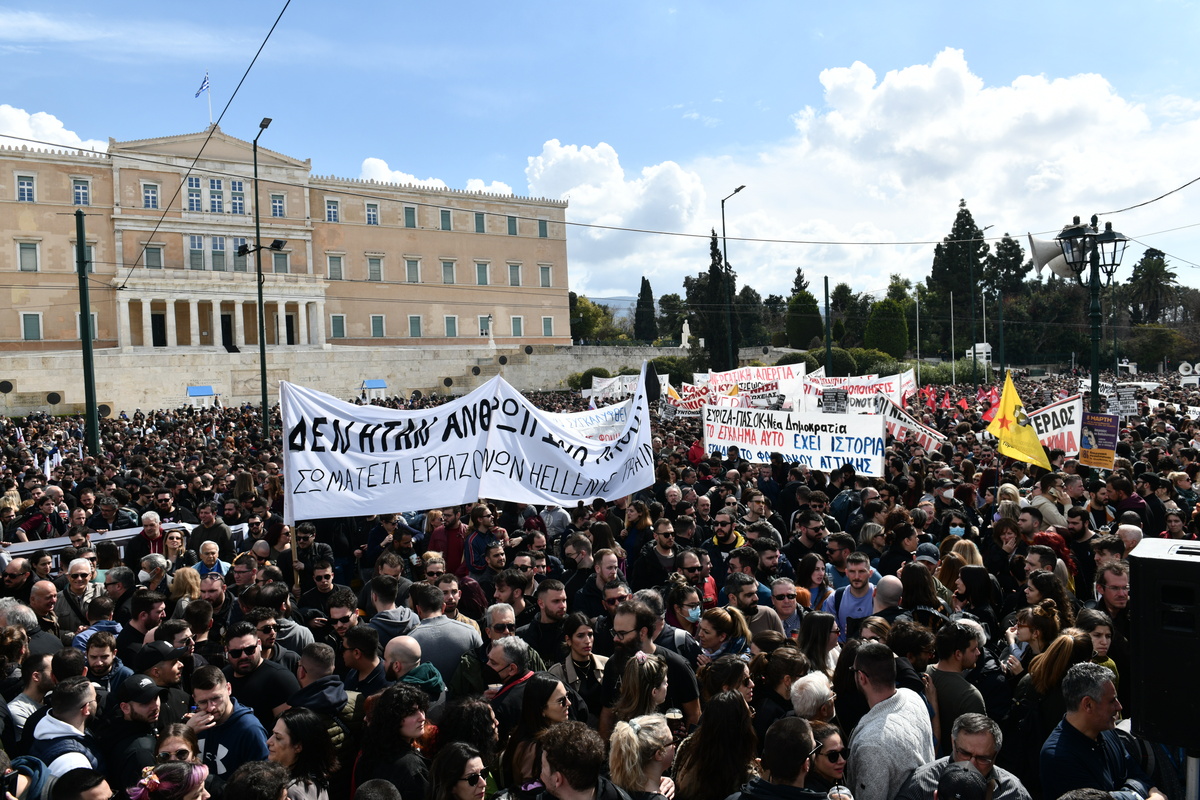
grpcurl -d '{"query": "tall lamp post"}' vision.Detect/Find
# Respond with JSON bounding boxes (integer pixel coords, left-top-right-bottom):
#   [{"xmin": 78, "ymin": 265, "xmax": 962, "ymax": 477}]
[
  {"xmin": 720, "ymin": 185, "xmax": 745, "ymax": 371},
  {"xmin": 235, "ymin": 117, "xmax": 285, "ymax": 447},
  {"xmin": 1055, "ymin": 215, "xmax": 1129, "ymax": 412}
]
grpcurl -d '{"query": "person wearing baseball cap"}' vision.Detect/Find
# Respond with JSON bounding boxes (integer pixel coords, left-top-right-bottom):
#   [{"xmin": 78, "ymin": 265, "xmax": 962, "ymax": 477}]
[
  {"xmin": 134, "ymin": 641, "xmax": 190, "ymax": 726},
  {"xmin": 100, "ymin": 674, "xmax": 161, "ymax": 793}
]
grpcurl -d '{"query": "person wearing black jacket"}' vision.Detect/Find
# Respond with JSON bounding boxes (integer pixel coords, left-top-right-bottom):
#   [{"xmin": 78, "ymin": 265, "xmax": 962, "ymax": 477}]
[
  {"xmin": 99, "ymin": 674, "xmax": 161, "ymax": 793},
  {"xmin": 629, "ymin": 520, "xmax": 676, "ymax": 593}
]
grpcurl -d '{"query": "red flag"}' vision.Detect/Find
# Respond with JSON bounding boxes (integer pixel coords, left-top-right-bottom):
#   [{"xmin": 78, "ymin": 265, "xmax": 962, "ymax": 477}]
[
  {"xmin": 988, "ymin": 386, "xmax": 1000, "ymax": 404},
  {"xmin": 958, "ymin": 397, "xmax": 970, "ymax": 411},
  {"xmin": 926, "ymin": 391, "xmax": 936, "ymax": 410},
  {"xmin": 976, "ymin": 387, "xmax": 987, "ymax": 403},
  {"xmin": 982, "ymin": 398, "xmax": 1001, "ymax": 422},
  {"xmin": 940, "ymin": 391, "xmax": 952, "ymax": 410}
]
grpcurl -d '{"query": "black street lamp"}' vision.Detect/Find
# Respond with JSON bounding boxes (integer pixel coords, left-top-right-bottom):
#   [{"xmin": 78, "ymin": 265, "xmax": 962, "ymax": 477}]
[
  {"xmin": 720, "ymin": 185, "xmax": 745, "ymax": 370},
  {"xmin": 237, "ymin": 116, "xmax": 280, "ymax": 446},
  {"xmin": 1056, "ymin": 214, "xmax": 1129, "ymax": 412}
]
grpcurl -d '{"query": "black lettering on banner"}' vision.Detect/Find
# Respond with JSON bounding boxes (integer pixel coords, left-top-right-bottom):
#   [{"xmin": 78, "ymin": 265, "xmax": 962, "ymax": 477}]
[{"xmin": 310, "ymin": 417, "xmax": 328, "ymax": 452}]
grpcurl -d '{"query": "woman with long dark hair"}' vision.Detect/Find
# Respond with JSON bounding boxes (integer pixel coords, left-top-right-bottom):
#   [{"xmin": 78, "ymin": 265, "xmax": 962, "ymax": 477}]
[
  {"xmin": 953, "ymin": 564, "xmax": 998, "ymax": 636},
  {"xmin": 796, "ymin": 553, "xmax": 834, "ymax": 612},
  {"xmin": 797, "ymin": 611, "xmax": 840, "ymax": 675},
  {"xmin": 267, "ymin": 707, "xmax": 339, "ymax": 800},
  {"xmin": 749, "ymin": 644, "xmax": 809, "ymax": 746},
  {"xmin": 1000, "ymin": 599, "xmax": 1060, "ymax": 679},
  {"xmin": 696, "ymin": 654, "xmax": 753, "ymax": 706},
  {"xmin": 672, "ymin": 691, "xmax": 757, "ymax": 800},
  {"xmin": 498, "ymin": 672, "xmax": 571, "ymax": 795},
  {"xmin": 435, "ymin": 698, "xmax": 500, "ymax": 796},
  {"xmin": 547, "ymin": 612, "xmax": 606, "ymax": 728},
  {"xmin": 353, "ymin": 684, "xmax": 431, "ymax": 798},
  {"xmin": 877, "ymin": 523, "xmax": 917, "ymax": 576},
  {"xmin": 429, "ymin": 742, "xmax": 488, "ymax": 800}
]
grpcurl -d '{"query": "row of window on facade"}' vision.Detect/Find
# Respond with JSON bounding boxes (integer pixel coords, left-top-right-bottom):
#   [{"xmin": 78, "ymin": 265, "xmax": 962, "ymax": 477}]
[
  {"xmin": 12, "ymin": 239, "xmax": 554, "ymax": 286},
  {"xmin": 13, "ymin": 312, "xmax": 553, "ymax": 342},
  {"xmin": 331, "ymin": 314, "xmax": 554, "ymax": 340},
  {"xmin": 15, "ymin": 175, "xmax": 551, "ymax": 237}
]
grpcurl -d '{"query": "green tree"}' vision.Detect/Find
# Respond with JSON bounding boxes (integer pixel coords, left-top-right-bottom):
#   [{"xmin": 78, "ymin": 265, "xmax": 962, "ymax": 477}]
[
  {"xmin": 886, "ymin": 273, "xmax": 911, "ymax": 302},
  {"xmin": 863, "ymin": 298, "xmax": 909, "ymax": 359},
  {"xmin": 983, "ymin": 234, "xmax": 1029, "ymax": 297},
  {"xmin": 634, "ymin": 277, "xmax": 658, "ymax": 341},
  {"xmin": 832, "ymin": 318, "xmax": 846, "ymax": 343},
  {"xmin": 736, "ymin": 285, "xmax": 766, "ymax": 346},
  {"xmin": 1126, "ymin": 248, "xmax": 1178, "ymax": 325},
  {"xmin": 1129, "ymin": 324, "xmax": 1189, "ymax": 368},
  {"xmin": 570, "ymin": 295, "xmax": 613, "ymax": 341},
  {"xmin": 925, "ymin": 200, "xmax": 990, "ymax": 355},
  {"xmin": 690, "ymin": 230, "xmax": 741, "ymax": 371},
  {"xmin": 786, "ymin": 291, "xmax": 822, "ymax": 349},
  {"xmin": 791, "ymin": 267, "xmax": 810, "ymax": 297},
  {"xmin": 656, "ymin": 293, "xmax": 686, "ymax": 340},
  {"xmin": 763, "ymin": 294, "xmax": 787, "ymax": 337}
]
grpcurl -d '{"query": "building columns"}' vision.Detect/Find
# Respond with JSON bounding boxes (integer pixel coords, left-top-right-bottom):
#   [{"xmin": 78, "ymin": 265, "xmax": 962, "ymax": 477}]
[
  {"xmin": 188, "ymin": 299, "xmax": 201, "ymax": 347},
  {"xmin": 233, "ymin": 302, "xmax": 246, "ymax": 349},
  {"xmin": 296, "ymin": 301, "xmax": 309, "ymax": 346},
  {"xmin": 314, "ymin": 300, "xmax": 327, "ymax": 347},
  {"xmin": 165, "ymin": 300, "xmax": 177, "ymax": 347},
  {"xmin": 140, "ymin": 299, "xmax": 153, "ymax": 348},
  {"xmin": 116, "ymin": 296, "xmax": 131, "ymax": 350}
]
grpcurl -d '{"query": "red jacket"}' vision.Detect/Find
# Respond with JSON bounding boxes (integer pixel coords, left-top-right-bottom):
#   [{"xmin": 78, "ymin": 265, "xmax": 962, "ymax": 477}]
[{"xmin": 428, "ymin": 522, "xmax": 468, "ymax": 576}]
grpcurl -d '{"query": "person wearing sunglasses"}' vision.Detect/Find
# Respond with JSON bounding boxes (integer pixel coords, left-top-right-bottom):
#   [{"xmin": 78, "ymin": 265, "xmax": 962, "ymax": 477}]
[
  {"xmin": 429, "ymin": 742, "xmax": 489, "ymax": 800},
  {"xmin": 805, "ymin": 720, "xmax": 849, "ymax": 795}
]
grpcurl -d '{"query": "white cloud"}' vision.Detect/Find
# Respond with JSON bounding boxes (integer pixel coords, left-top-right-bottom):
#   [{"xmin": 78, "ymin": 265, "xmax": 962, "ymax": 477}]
[
  {"xmin": 464, "ymin": 178, "xmax": 513, "ymax": 195},
  {"xmin": 359, "ymin": 158, "xmax": 449, "ymax": 190},
  {"xmin": 0, "ymin": 105, "xmax": 107, "ymax": 152},
  {"xmin": 540, "ymin": 48, "xmax": 1200, "ymax": 299}
]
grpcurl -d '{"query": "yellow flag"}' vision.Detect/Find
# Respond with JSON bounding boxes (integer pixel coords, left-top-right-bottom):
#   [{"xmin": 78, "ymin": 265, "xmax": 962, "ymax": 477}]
[
  {"xmin": 986, "ymin": 372, "xmax": 1051, "ymax": 469},
  {"xmin": 727, "ymin": 384, "xmax": 739, "ymax": 396},
  {"xmin": 667, "ymin": 385, "xmax": 682, "ymax": 401}
]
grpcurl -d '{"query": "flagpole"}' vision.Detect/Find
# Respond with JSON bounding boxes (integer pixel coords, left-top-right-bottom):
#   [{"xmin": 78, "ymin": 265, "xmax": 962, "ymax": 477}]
[{"xmin": 207, "ymin": 73, "xmax": 213, "ymax": 125}]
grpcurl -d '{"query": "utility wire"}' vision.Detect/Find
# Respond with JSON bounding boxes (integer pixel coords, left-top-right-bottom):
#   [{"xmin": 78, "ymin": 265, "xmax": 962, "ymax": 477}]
[{"xmin": 115, "ymin": 0, "xmax": 292, "ymax": 290}]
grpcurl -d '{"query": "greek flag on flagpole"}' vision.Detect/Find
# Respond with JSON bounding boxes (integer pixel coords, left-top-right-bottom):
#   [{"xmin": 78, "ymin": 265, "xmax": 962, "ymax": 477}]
[{"xmin": 195, "ymin": 72, "xmax": 210, "ymax": 98}]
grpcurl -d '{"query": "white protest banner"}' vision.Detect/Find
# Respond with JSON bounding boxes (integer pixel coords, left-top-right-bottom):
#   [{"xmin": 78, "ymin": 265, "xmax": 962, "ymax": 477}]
[
  {"xmin": 705, "ymin": 364, "xmax": 806, "ymax": 408},
  {"xmin": 588, "ymin": 374, "xmax": 669, "ymax": 402},
  {"xmin": 702, "ymin": 406, "xmax": 885, "ymax": 476},
  {"xmin": 1027, "ymin": 394, "xmax": 1083, "ymax": 456},
  {"xmin": 547, "ymin": 400, "xmax": 633, "ymax": 441},
  {"xmin": 877, "ymin": 393, "xmax": 949, "ymax": 451},
  {"xmin": 899, "ymin": 369, "xmax": 917, "ymax": 402},
  {"xmin": 799, "ymin": 374, "xmax": 896, "ymax": 412},
  {"xmin": 282, "ymin": 370, "xmax": 656, "ymax": 524}
]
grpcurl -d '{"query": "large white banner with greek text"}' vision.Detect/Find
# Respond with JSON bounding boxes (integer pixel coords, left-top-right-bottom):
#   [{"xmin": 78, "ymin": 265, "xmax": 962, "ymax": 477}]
[
  {"xmin": 702, "ymin": 406, "xmax": 886, "ymax": 476},
  {"xmin": 282, "ymin": 373, "xmax": 655, "ymax": 523},
  {"xmin": 877, "ymin": 393, "xmax": 949, "ymax": 451}
]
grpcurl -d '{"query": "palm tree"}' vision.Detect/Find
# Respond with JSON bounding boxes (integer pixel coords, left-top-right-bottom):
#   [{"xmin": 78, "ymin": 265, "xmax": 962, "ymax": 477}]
[{"xmin": 1126, "ymin": 249, "xmax": 1178, "ymax": 324}]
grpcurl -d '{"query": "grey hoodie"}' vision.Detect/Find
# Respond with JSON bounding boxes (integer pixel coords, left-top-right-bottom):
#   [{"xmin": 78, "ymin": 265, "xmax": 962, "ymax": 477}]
[{"xmin": 367, "ymin": 606, "xmax": 419, "ymax": 641}]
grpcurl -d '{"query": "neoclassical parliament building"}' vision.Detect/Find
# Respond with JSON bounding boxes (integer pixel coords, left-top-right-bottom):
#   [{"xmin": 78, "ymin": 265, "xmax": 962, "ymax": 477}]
[{"xmin": 0, "ymin": 126, "xmax": 571, "ymax": 360}]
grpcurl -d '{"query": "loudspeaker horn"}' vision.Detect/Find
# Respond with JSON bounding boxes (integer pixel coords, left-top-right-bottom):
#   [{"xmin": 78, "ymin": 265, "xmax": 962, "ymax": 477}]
[
  {"xmin": 1180, "ymin": 362, "xmax": 1194, "ymax": 376},
  {"xmin": 1027, "ymin": 233, "xmax": 1077, "ymax": 280}
]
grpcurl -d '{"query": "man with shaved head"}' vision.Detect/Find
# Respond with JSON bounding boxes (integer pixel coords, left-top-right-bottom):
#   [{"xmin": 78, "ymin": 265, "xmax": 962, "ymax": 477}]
[{"xmin": 383, "ymin": 635, "xmax": 445, "ymax": 701}]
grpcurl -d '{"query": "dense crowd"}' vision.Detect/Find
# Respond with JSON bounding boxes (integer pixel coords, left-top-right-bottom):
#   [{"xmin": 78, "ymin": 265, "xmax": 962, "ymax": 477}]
[{"xmin": 0, "ymin": 367, "xmax": 1189, "ymax": 800}]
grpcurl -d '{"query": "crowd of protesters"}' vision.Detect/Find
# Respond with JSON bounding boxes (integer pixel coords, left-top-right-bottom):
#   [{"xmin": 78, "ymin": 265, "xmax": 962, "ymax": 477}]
[{"xmin": 0, "ymin": 366, "xmax": 1187, "ymax": 800}]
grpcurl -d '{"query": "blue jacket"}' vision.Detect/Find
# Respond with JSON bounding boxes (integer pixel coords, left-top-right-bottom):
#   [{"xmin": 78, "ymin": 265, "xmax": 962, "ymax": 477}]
[{"xmin": 197, "ymin": 699, "xmax": 269, "ymax": 777}]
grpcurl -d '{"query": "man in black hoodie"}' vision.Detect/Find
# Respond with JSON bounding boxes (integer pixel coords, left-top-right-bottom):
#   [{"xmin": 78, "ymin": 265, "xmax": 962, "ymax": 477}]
[{"xmin": 100, "ymin": 674, "xmax": 161, "ymax": 793}]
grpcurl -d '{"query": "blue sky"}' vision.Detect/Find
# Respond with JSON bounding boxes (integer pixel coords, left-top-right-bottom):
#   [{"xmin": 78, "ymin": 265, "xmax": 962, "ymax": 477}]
[{"xmin": 4, "ymin": 1, "xmax": 1200, "ymax": 303}]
